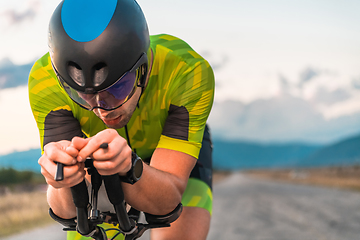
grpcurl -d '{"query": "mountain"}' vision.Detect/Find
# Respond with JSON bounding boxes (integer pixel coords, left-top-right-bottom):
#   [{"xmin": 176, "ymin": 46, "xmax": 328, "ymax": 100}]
[
  {"xmin": 0, "ymin": 58, "xmax": 33, "ymax": 89},
  {"xmin": 212, "ymin": 140, "xmax": 322, "ymax": 170},
  {"xmin": 299, "ymin": 134, "xmax": 360, "ymax": 167},
  {"xmin": 0, "ymin": 148, "xmax": 42, "ymax": 172},
  {"xmin": 213, "ymin": 132, "xmax": 360, "ymax": 170}
]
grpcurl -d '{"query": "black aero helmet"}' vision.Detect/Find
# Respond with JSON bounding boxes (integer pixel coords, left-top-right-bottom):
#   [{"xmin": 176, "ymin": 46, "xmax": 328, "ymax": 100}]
[{"xmin": 48, "ymin": 0, "xmax": 150, "ymax": 110}]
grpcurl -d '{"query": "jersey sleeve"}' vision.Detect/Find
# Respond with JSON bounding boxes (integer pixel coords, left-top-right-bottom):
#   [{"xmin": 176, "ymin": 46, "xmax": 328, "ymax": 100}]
[
  {"xmin": 157, "ymin": 47, "xmax": 215, "ymax": 159},
  {"xmin": 28, "ymin": 53, "xmax": 83, "ymax": 151}
]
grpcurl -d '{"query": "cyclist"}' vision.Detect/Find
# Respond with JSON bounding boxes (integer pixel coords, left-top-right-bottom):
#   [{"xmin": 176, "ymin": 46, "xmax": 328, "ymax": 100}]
[{"xmin": 28, "ymin": 0, "xmax": 214, "ymax": 239}]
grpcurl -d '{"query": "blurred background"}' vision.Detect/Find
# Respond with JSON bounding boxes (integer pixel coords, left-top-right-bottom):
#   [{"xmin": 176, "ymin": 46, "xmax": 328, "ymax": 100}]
[{"xmin": 0, "ymin": 0, "xmax": 360, "ymax": 238}]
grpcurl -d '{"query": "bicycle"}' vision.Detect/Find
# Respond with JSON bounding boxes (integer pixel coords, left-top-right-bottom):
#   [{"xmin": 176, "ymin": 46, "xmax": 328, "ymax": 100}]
[{"xmin": 50, "ymin": 143, "xmax": 182, "ymax": 240}]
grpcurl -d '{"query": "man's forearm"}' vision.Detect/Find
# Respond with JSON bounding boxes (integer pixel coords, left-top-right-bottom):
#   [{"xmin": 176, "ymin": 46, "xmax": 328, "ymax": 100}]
[
  {"xmin": 47, "ymin": 185, "xmax": 77, "ymax": 219},
  {"xmin": 122, "ymin": 163, "xmax": 186, "ymax": 215}
]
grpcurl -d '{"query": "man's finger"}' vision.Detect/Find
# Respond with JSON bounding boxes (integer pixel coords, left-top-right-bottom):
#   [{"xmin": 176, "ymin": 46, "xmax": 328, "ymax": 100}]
[{"xmin": 71, "ymin": 137, "xmax": 89, "ymax": 151}]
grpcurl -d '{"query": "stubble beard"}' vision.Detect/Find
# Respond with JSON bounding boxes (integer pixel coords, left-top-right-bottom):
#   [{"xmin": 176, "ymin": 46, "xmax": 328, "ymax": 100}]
[{"xmin": 94, "ymin": 100, "xmax": 137, "ymax": 129}]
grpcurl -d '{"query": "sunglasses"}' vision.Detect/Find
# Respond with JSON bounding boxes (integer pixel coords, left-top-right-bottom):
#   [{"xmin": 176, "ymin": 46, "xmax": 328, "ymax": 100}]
[{"xmin": 56, "ymin": 52, "xmax": 147, "ymax": 111}]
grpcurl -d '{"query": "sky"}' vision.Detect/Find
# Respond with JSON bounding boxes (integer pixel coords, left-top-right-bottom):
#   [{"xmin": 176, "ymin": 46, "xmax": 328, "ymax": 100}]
[
  {"xmin": 1, "ymin": 0, "xmax": 360, "ymax": 101},
  {"xmin": 0, "ymin": 0, "xmax": 360, "ymax": 154}
]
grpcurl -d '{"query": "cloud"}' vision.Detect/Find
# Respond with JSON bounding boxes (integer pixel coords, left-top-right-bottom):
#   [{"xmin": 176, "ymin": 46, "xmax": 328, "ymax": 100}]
[
  {"xmin": 1, "ymin": 1, "xmax": 40, "ymax": 26},
  {"xmin": 278, "ymin": 74, "xmax": 291, "ymax": 94},
  {"xmin": 298, "ymin": 67, "xmax": 320, "ymax": 88},
  {"xmin": 0, "ymin": 58, "xmax": 14, "ymax": 69},
  {"xmin": 207, "ymin": 95, "xmax": 360, "ymax": 144},
  {"xmin": 200, "ymin": 51, "xmax": 229, "ymax": 71},
  {"xmin": 311, "ymin": 87, "xmax": 351, "ymax": 106},
  {"xmin": 0, "ymin": 58, "xmax": 33, "ymax": 89},
  {"xmin": 208, "ymin": 100, "xmax": 245, "ymax": 130},
  {"xmin": 0, "ymin": 86, "xmax": 40, "ymax": 155},
  {"xmin": 352, "ymin": 78, "xmax": 360, "ymax": 90}
]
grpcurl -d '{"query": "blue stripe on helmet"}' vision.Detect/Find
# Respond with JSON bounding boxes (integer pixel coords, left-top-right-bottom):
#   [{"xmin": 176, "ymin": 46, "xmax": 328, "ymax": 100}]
[{"xmin": 61, "ymin": 0, "xmax": 117, "ymax": 42}]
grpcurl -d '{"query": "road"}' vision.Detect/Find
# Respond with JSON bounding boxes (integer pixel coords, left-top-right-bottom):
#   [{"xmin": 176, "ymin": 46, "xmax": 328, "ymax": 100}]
[
  {"xmin": 208, "ymin": 172, "xmax": 360, "ymax": 240},
  {"xmin": 2, "ymin": 172, "xmax": 360, "ymax": 240}
]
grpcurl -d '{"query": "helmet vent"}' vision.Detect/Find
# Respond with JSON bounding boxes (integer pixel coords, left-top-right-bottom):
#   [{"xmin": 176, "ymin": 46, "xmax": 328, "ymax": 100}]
[
  {"xmin": 68, "ymin": 61, "xmax": 85, "ymax": 87},
  {"xmin": 93, "ymin": 62, "xmax": 108, "ymax": 87}
]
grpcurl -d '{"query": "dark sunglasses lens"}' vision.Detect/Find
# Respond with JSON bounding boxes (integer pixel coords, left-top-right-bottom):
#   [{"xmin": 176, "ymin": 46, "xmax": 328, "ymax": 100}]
[
  {"xmin": 57, "ymin": 63, "xmax": 141, "ymax": 110},
  {"xmin": 106, "ymin": 71, "xmax": 137, "ymax": 101}
]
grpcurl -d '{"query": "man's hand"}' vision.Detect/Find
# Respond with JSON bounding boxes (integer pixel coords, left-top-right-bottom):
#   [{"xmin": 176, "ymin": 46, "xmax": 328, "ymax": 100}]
[
  {"xmin": 38, "ymin": 140, "xmax": 86, "ymax": 189},
  {"xmin": 71, "ymin": 129, "xmax": 132, "ymax": 176}
]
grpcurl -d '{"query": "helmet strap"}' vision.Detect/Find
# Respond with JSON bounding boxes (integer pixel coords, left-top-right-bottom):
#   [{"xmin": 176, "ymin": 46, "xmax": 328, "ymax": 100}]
[
  {"xmin": 136, "ymin": 49, "xmax": 153, "ymax": 109},
  {"xmin": 136, "ymin": 64, "xmax": 147, "ymax": 109}
]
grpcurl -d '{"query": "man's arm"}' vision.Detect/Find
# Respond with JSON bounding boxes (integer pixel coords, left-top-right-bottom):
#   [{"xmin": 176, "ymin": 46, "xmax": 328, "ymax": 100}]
[
  {"xmin": 47, "ymin": 187, "xmax": 77, "ymax": 218},
  {"xmin": 122, "ymin": 148, "xmax": 196, "ymax": 215}
]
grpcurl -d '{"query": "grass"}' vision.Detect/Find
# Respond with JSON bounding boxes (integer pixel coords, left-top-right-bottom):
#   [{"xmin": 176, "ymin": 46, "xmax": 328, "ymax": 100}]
[
  {"xmin": 0, "ymin": 190, "xmax": 53, "ymax": 237},
  {"xmin": 244, "ymin": 165, "xmax": 360, "ymax": 192},
  {"xmin": 213, "ymin": 170, "xmax": 232, "ymax": 183}
]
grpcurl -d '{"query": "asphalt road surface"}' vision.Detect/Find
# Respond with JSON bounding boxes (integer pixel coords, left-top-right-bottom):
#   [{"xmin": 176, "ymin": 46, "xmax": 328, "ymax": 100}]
[
  {"xmin": 208, "ymin": 173, "xmax": 360, "ymax": 240},
  {"xmin": 2, "ymin": 172, "xmax": 360, "ymax": 240}
]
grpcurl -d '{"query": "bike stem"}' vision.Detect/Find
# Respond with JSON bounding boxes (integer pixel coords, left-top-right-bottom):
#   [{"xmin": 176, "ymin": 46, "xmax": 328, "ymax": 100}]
[
  {"xmin": 70, "ymin": 158, "xmax": 136, "ymax": 238},
  {"xmin": 103, "ymin": 174, "xmax": 135, "ymax": 233}
]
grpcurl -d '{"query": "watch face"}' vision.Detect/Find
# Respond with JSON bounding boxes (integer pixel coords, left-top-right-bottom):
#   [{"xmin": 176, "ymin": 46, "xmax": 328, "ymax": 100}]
[{"xmin": 133, "ymin": 158, "xmax": 143, "ymax": 180}]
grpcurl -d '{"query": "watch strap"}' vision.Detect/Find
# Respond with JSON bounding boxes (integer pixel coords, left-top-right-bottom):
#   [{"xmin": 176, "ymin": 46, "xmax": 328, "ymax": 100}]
[{"xmin": 119, "ymin": 151, "xmax": 143, "ymax": 184}]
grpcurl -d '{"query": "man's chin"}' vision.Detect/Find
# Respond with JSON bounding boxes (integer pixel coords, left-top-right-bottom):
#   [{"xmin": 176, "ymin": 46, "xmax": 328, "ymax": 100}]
[
  {"xmin": 102, "ymin": 116, "xmax": 130, "ymax": 129},
  {"xmin": 104, "ymin": 122, "xmax": 125, "ymax": 129},
  {"xmin": 102, "ymin": 116, "xmax": 121, "ymax": 126},
  {"xmin": 93, "ymin": 106, "xmax": 134, "ymax": 129}
]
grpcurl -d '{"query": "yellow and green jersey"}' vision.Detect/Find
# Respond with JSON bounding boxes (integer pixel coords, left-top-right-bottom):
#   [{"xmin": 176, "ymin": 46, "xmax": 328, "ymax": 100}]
[{"xmin": 29, "ymin": 34, "xmax": 214, "ymax": 160}]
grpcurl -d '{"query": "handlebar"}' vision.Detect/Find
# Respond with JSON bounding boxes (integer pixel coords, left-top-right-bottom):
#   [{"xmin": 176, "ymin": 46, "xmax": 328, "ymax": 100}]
[
  {"xmin": 54, "ymin": 143, "xmax": 109, "ymax": 181},
  {"xmin": 50, "ymin": 143, "xmax": 183, "ymax": 240}
]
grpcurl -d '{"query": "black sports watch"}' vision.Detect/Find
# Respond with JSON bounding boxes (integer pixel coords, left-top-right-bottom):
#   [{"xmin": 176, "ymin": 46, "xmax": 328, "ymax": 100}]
[{"xmin": 119, "ymin": 152, "xmax": 143, "ymax": 184}]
